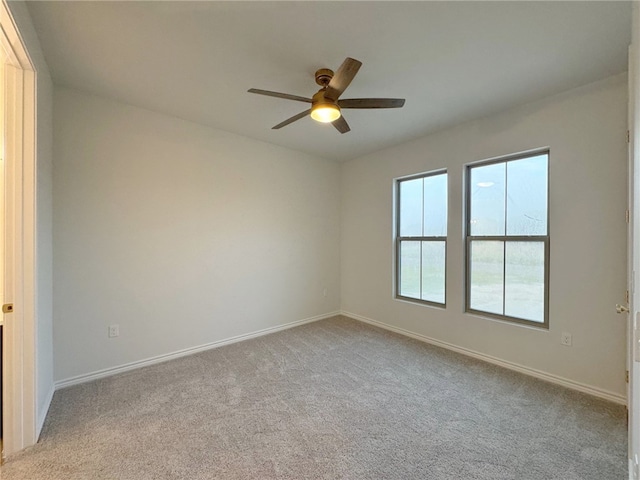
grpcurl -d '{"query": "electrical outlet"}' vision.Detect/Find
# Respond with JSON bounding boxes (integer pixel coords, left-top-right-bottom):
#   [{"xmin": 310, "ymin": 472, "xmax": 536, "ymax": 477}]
[
  {"xmin": 108, "ymin": 324, "xmax": 119, "ymax": 338},
  {"xmin": 323, "ymin": 288, "xmax": 327, "ymax": 298},
  {"xmin": 561, "ymin": 332, "xmax": 572, "ymax": 346}
]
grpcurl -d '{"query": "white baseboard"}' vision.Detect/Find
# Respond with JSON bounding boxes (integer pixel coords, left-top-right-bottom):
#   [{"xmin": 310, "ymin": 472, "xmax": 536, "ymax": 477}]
[
  {"xmin": 37, "ymin": 383, "xmax": 55, "ymax": 439},
  {"xmin": 55, "ymin": 311, "xmax": 339, "ymax": 390},
  {"xmin": 342, "ymin": 310, "xmax": 627, "ymax": 406},
  {"xmin": 54, "ymin": 309, "xmax": 626, "ymax": 405}
]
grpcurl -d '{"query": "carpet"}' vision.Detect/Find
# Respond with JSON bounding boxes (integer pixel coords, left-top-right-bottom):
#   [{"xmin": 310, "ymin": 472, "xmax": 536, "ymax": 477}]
[{"xmin": 0, "ymin": 315, "xmax": 627, "ymax": 479}]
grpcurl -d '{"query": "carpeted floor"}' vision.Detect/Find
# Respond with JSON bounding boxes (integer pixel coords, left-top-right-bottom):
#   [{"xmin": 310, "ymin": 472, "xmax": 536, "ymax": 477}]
[{"xmin": 0, "ymin": 316, "xmax": 627, "ymax": 479}]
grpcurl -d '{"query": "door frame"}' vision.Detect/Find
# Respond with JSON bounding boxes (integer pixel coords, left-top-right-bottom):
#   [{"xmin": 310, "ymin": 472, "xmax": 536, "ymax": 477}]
[
  {"xmin": 629, "ymin": 42, "xmax": 638, "ymax": 476},
  {"xmin": 630, "ymin": 2, "xmax": 640, "ymax": 479},
  {"xmin": 0, "ymin": 0, "xmax": 37, "ymax": 458}
]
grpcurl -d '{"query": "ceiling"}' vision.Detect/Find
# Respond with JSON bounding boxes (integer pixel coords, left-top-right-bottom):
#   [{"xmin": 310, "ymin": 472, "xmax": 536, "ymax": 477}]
[{"xmin": 26, "ymin": 1, "xmax": 632, "ymax": 162}]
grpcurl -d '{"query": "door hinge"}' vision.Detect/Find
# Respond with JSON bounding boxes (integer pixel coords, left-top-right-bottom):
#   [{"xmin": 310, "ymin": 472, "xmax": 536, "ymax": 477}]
[
  {"xmin": 626, "ymin": 290, "xmax": 630, "ymax": 303},
  {"xmin": 2, "ymin": 303, "xmax": 13, "ymax": 313},
  {"xmin": 627, "ymin": 209, "xmax": 630, "ymax": 224},
  {"xmin": 627, "ymin": 370, "xmax": 630, "ymax": 383},
  {"xmin": 628, "ymin": 130, "xmax": 631, "ymax": 143}
]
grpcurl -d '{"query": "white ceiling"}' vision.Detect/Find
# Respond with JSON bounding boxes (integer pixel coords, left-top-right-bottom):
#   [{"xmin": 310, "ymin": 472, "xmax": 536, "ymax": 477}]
[{"xmin": 27, "ymin": 1, "xmax": 631, "ymax": 162}]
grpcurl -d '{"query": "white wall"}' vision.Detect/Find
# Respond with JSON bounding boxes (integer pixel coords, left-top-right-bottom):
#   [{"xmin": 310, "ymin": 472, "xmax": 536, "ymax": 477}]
[
  {"xmin": 341, "ymin": 73, "xmax": 628, "ymax": 398},
  {"xmin": 7, "ymin": 1, "xmax": 55, "ymax": 434},
  {"xmin": 53, "ymin": 88, "xmax": 341, "ymax": 382}
]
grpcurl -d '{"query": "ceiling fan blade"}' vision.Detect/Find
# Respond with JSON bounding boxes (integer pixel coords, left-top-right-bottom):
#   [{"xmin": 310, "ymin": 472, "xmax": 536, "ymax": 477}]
[
  {"xmin": 272, "ymin": 109, "xmax": 311, "ymax": 129},
  {"xmin": 332, "ymin": 115, "xmax": 351, "ymax": 134},
  {"xmin": 339, "ymin": 98, "xmax": 405, "ymax": 109},
  {"xmin": 248, "ymin": 88, "xmax": 312, "ymax": 103},
  {"xmin": 324, "ymin": 57, "xmax": 362, "ymax": 101}
]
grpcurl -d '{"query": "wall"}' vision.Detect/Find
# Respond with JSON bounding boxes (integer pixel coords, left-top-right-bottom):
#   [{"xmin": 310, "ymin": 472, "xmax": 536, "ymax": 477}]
[
  {"xmin": 53, "ymin": 88, "xmax": 341, "ymax": 382},
  {"xmin": 341, "ymin": 73, "xmax": 628, "ymax": 399},
  {"xmin": 7, "ymin": 1, "xmax": 54, "ymax": 435}
]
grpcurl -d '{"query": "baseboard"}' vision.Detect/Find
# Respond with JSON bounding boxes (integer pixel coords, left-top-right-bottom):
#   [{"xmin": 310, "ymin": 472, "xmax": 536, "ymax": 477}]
[
  {"xmin": 54, "ymin": 309, "xmax": 626, "ymax": 404},
  {"xmin": 55, "ymin": 311, "xmax": 339, "ymax": 390},
  {"xmin": 36, "ymin": 383, "xmax": 55, "ymax": 439},
  {"xmin": 342, "ymin": 310, "xmax": 627, "ymax": 406}
]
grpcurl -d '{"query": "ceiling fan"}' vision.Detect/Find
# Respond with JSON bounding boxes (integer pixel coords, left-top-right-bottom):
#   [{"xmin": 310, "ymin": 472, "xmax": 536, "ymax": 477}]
[{"xmin": 248, "ymin": 57, "xmax": 405, "ymax": 134}]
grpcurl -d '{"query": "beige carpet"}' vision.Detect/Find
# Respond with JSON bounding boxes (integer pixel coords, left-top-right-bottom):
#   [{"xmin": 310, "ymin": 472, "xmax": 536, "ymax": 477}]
[{"xmin": 0, "ymin": 316, "xmax": 627, "ymax": 479}]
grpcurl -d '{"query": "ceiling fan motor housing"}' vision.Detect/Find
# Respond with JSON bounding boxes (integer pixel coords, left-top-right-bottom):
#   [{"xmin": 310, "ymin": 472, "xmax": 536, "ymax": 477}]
[{"xmin": 312, "ymin": 89, "xmax": 337, "ymax": 107}]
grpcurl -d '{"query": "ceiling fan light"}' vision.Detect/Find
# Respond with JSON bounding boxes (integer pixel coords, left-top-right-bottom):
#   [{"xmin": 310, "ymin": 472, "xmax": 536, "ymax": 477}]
[{"xmin": 311, "ymin": 104, "xmax": 341, "ymax": 123}]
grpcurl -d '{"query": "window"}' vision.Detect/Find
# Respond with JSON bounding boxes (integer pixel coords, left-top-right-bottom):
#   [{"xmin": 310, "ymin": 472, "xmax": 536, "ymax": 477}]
[
  {"xmin": 396, "ymin": 171, "xmax": 447, "ymax": 305},
  {"xmin": 465, "ymin": 151, "xmax": 549, "ymax": 327}
]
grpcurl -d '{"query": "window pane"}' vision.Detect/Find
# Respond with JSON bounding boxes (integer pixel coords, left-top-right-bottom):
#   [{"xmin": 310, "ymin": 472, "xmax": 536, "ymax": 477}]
[
  {"xmin": 506, "ymin": 155, "xmax": 548, "ymax": 236},
  {"xmin": 470, "ymin": 163, "xmax": 506, "ymax": 236},
  {"xmin": 399, "ymin": 241, "xmax": 420, "ymax": 298},
  {"xmin": 505, "ymin": 242, "xmax": 545, "ymax": 322},
  {"xmin": 399, "ymin": 178, "xmax": 423, "ymax": 237},
  {"xmin": 470, "ymin": 241, "xmax": 504, "ymax": 314},
  {"xmin": 423, "ymin": 174, "xmax": 447, "ymax": 236},
  {"xmin": 421, "ymin": 241, "xmax": 445, "ymax": 304}
]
